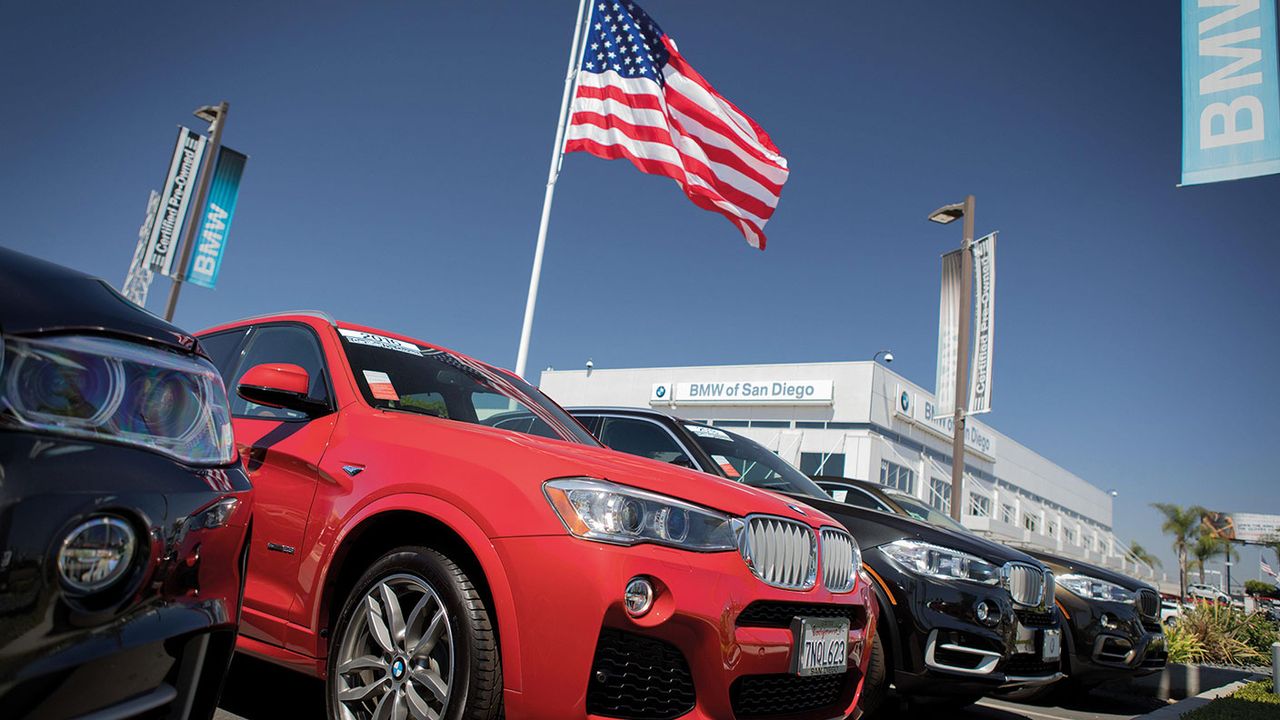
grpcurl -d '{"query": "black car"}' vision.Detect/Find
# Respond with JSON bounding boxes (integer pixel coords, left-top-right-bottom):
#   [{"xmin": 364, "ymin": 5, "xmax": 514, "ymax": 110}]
[
  {"xmin": 1011, "ymin": 550, "xmax": 1166, "ymax": 699},
  {"xmin": 563, "ymin": 407, "xmax": 1063, "ymax": 714},
  {"xmin": 814, "ymin": 477, "xmax": 1168, "ymax": 699},
  {"xmin": 0, "ymin": 247, "xmax": 253, "ymax": 719}
]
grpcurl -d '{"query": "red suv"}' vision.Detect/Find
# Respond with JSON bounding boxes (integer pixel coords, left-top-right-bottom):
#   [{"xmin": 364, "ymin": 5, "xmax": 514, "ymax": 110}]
[{"xmin": 197, "ymin": 312, "xmax": 875, "ymax": 720}]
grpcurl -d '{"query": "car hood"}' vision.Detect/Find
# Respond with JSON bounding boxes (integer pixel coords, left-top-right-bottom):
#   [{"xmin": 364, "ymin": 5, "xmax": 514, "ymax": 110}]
[
  {"xmin": 779, "ymin": 491, "xmax": 1047, "ymax": 567},
  {"xmin": 1027, "ymin": 550, "xmax": 1154, "ymax": 592},
  {"xmin": 0, "ymin": 246, "xmax": 197, "ymax": 353},
  {"xmin": 478, "ymin": 427, "xmax": 838, "ymax": 529}
]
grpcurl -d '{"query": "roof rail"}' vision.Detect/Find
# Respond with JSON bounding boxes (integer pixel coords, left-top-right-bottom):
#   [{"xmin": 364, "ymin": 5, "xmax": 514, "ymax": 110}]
[{"xmin": 225, "ymin": 309, "xmax": 338, "ymax": 327}]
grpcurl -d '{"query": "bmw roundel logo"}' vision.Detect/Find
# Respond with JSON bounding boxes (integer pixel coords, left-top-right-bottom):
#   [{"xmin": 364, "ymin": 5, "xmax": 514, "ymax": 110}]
[
  {"xmin": 900, "ymin": 391, "xmax": 910, "ymax": 412},
  {"xmin": 656, "ymin": 385, "xmax": 667, "ymax": 398},
  {"xmin": 391, "ymin": 658, "xmax": 406, "ymax": 679}
]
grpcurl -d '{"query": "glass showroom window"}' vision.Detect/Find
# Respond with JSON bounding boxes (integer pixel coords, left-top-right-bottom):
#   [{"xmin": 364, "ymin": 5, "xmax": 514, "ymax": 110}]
[
  {"xmin": 879, "ymin": 460, "xmax": 916, "ymax": 495},
  {"xmin": 928, "ymin": 477, "xmax": 951, "ymax": 514},
  {"xmin": 968, "ymin": 494, "xmax": 991, "ymax": 517},
  {"xmin": 1024, "ymin": 513, "xmax": 1039, "ymax": 533},
  {"xmin": 1001, "ymin": 503, "xmax": 1017, "ymax": 525},
  {"xmin": 801, "ymin": 452, "xmax": 845, "ymax": 477}
]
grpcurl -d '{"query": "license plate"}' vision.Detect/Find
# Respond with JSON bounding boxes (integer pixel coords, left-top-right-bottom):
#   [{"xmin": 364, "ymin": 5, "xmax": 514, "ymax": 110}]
[
  {"xmin": 1042, "ymin": 629, "xmax": 1062, "ymax": 662},
  {"xmin": 791, "ymin": 617, "xmax": 849, "ymax": 677}
]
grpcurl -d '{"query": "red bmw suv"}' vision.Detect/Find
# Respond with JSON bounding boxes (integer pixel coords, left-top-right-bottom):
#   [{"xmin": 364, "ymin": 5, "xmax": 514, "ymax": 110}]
[{"xmin": 197, "ymin": 311, "xmax": 875, "ymax": 720}]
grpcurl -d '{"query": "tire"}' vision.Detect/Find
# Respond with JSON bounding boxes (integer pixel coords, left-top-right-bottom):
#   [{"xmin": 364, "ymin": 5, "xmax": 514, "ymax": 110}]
[
  {"xmin": 327, "ymin": 546, "xmax": 502, "ymax": 720},
  {"xmin": 859, "ymin": 624, "xmax": 889, "ymax": 717}
]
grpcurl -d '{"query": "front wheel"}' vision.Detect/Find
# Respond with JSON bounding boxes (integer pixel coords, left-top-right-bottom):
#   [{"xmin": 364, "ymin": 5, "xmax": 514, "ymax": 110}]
[
  {"xmin": 859, "ymin": 624, "xmax": 889, "ymax": 717},
  {"xmin": 327, "ymin": 547, "xmax": 502, "ymax": 720}
]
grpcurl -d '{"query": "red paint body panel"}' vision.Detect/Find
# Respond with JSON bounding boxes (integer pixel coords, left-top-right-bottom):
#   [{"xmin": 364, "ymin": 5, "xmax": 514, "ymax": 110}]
[{"xmin": 199, "ymin": 313, "xmax": 876, "ymax": 719}]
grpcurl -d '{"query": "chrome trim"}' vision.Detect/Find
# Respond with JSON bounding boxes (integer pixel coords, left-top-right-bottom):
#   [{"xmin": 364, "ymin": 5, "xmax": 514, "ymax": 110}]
[
  {"xmin": 1001, "ymin": 672, "xmax": 1065, "ymax": 688},
  {"xmin": 736, "ymin": 515, "xmax": 817, "ymax": 590},
  {"xmin": 819, "ymin": 527, "xmax": 858, "ymax": 592},
  {"xmin": 922, "ymin": 629, "xmax": 1001, "ymax": 676},
  {"xmin": 1002, "ymin": 562, "xmax": 1047, "ymax": 608}
]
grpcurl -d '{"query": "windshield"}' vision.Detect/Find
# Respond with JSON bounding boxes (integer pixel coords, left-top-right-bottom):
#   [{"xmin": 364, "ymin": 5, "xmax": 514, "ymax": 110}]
[
  {"xmin": 884, "ymin": 490, "xmax": 968, "ymax": 533},
  {"xmin": 339, "ymin": 328, "xmax": 597, "ymax": 445},
  {"xmin": 683, "ymin": 424, "xmax": 827, "ymax": 497}
]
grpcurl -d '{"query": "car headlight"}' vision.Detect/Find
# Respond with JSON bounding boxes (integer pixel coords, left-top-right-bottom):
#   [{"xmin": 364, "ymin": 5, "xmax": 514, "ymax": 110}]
[
  {"xmin": 1, "ymin": 334, "xmax": 235, "ymax": 465},
  {"xmin": 544, "ymin": 478, "xmax": 738, "ymax": 551},
  {"xmin": 1057, "ymin": 574, "xmax": 1135, "ymax": 604},
  {"xmin": 880, "ymin": 539, "xmax": 1001, "ymax": 585}
]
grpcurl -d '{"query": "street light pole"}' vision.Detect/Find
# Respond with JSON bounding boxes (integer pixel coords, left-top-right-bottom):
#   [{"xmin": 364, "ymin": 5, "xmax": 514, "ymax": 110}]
[
  {"xmin": 949, "ymin": 195, "xmax": 975, "ymax": 523},
  {"xmin": 163, "ymin": 101, "xmax": 229, "ymax": 322}
]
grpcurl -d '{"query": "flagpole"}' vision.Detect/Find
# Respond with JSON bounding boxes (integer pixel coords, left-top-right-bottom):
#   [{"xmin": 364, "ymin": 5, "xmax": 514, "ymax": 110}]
[{"xmin": 515, "ymin": 0, "xmax": 592, "ymax": 378}]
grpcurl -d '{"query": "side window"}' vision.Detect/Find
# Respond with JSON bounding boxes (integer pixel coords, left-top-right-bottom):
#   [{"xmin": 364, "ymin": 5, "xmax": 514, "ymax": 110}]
[
  {"xmin": 597, "ymin": 417, "xmax": 693, "ymax": 466},
  {"xmin": 825, "ymin": 484, "xmax": 891, "ymax": 512},
  {"xmin": 229, "ymin": 325, "xmax": 330, "ymax": 420},
  {"xmin": 197, "ymin": 329, "xmax": 250, "ymax": 385},
  {"xmin": 572, "ymin": 415, "xmax": 603, "ymax": 437}
]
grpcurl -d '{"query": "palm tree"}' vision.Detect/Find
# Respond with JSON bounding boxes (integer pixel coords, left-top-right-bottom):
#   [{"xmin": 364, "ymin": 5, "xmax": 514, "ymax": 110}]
[
  {"xmin": 1190, "ymin": 533, "xmax": 1221, "ymax": 585},
  {"xmin": 1152, "ymin": 503, "xmax": 1206, "ymax": 600},
  {"xmin": 1126, "ymin": 540, "xmax": 1163, "ymax": 571}
]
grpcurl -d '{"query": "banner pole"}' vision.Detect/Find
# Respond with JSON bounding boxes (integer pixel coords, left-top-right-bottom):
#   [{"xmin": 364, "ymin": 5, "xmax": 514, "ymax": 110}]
[
  {"xmin": 164, "ymin": 100, "xmax": 228, "ymax": 322},
  {"xmin": 514, "ymin": 0, "xmax": 591, "ymax": 378},
  {"xmin": 949, "ymin": 194, "xmax": 975, "ymax": 522}
]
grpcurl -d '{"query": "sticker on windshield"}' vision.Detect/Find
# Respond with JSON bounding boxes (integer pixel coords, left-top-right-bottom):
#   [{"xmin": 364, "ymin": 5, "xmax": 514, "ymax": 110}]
[
  {"xmin": 362, "ymin": 370, "xmax": 400, "ymax": 401},
  {"xmin": 685, "ymin": 424, "xmax": 732, "ymax": 441},
  {"xmin": 340, "ymin": 328, "xmax": 423, "ymax": 356},
  {"xmin": 712, "ymin": 454, "xmax": 741, "ymax": 478}
]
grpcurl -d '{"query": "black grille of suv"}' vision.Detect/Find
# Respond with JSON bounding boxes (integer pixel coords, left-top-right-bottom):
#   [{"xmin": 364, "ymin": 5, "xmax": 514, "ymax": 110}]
[
  {"xmin": 1137, "ymin": 589, "xmax": 1159, "ymax": 618},
  {"xmin": 730, "ymin": 672, "xmax": 848, "ymax": 717},
  {"xmin": 736, "ymin": 601, "xmax": 864, "ymax": 629},
  {"xmin": 586, "ymin": 629, "xmax": 695, "ymax": 720},
  {"xmin": 1000, "ymin": 653, "xmax": 1060, "ymax": 677}
]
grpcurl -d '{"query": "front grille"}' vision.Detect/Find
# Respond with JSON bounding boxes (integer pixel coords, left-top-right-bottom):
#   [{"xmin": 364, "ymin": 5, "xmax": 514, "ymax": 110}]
[
  {"xmin": 738, "ymin": 515, "xmax": 816, "ymax": 590},
  {"xmin": 1016, "ymin": 610, "xmax": 1058, "ymax": 628},
  {"xmin": 1137, "ymin": 589, "xmax": 1159, "ymax": 618},
  {"xmin": 1003, "ymin": 563, "xmax": 1047, "ymax": 607},
  {"xmin": 730, "ymin": 672, "xmax": 848, "ymax": 717},
  {"xmin": 820, "ymin": 527, "xmax": 857, "ymax": 592},
  {"xmin": 737, "ymin": 601, "xmax": 865, "ymax": 629},
  {"xmin": 586, "ymin": 629, "xmax": 695, "ymax": 720},
  {"xmin": 1000, "ymin": 653, "xmax": 1060, "ymax": 678}
]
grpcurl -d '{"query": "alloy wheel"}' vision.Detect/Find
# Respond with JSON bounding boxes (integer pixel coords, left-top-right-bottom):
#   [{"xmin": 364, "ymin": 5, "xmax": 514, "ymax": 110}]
[{"xmin": 333, "ymin": 573, "xmax": 454, "ymax": 720}]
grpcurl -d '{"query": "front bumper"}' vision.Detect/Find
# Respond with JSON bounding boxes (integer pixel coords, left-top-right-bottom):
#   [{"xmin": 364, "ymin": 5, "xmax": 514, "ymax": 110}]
[
  {"xmin": 868, "ymin": 557, "xmax": 1063, "ymax": 697},
  {"xmin": 0, "ymin": 431, "xmax": 253, "ymax": 720},
  {"xmin": 1057, "ymin": 594, "xmax": 1167, "ymax": 685},
  {"xmin": 494, "ymin": 535, "xmax": 876, "ymax": 720}
]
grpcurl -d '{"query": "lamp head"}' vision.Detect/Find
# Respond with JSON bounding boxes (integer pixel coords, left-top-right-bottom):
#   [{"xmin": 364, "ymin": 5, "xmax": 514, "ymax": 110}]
[
  {"xmin": 928, "ymin": 202, "xmax": 966, "ymax": 225},
  {"xmin": 883, "ymin": 351, "xmax": 894, "ymax": 363}
]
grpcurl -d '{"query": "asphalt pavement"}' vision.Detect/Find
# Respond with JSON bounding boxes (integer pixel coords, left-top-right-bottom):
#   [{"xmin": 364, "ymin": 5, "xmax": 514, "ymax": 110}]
[{"xmin": 214, "ymin": 654, "xmax": 1171, "ymax": 720}]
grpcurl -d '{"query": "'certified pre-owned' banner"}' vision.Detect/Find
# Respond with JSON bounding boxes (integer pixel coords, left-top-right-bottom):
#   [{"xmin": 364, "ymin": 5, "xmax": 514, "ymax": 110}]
[
  {"xmin": 145, "ymin": 127, "xmax": 206, "ymax": 274},
  {"xmin": 185, "ymin": 147, "xmax": 247, "ymax": 289},
  {"xmin": 968, "ymin": 233, "xmax": 996, "ymax": 415},
  {"xmin": 1181, "ymin": 0, "xmax": 1280, "ymax": 185}
]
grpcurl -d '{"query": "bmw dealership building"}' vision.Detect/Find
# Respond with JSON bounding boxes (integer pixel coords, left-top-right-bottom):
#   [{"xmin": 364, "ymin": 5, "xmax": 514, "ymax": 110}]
[{"xmin": 541, "ymin": 360, "xmax": 1158, "ymax": 583}]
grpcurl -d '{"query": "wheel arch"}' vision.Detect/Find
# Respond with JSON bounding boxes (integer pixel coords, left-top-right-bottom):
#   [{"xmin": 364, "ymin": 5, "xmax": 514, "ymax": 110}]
[{"xmin": 314, "ymin": 494, "xmax": 523, "ymax": 692}]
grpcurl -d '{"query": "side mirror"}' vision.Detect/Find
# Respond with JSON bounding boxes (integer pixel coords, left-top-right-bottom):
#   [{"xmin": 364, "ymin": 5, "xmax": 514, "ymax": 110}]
[{"xmin": 237, "ymin": 363, "xmax": 327, "ymax": 416}]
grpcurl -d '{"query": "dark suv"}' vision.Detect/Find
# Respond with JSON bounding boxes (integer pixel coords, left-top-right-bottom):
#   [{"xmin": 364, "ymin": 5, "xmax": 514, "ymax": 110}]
[{"xmin": 566, "ymin": 407, "xmax": 1063, "ymax": 714}]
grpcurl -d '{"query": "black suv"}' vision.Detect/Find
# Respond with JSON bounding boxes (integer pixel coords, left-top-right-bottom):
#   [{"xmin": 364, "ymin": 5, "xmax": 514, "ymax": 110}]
[
  {"xmin": 0, "ymin": 247, "xmax": 253, "ymax": 719},
  {"xmin": 564, "ymin": 407, "xmax": 1063, "ymax": 714}
]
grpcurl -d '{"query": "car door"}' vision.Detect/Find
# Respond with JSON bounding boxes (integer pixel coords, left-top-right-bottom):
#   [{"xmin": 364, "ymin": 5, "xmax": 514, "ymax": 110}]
[{"xmin": 221, "ymin": 323, "xmax": 339, "ymax": 647}]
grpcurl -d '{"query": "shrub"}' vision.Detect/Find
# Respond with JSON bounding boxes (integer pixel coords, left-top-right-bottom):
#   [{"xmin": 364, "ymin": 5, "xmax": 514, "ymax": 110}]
[
  {"xmin": 1164, "ymin": 604, "xmax": 1277, "ymax": 667},
  {"xmin": 1181, "ymin": 680, "xmax": 1279, "ymax": 720}
]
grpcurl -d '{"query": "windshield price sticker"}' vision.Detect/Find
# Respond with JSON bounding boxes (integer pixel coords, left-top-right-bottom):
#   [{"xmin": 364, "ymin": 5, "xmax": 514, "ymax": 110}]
[
  {"xmin": 362, "ymin": 370, "xmax": 400, "ymax": 401},
  {"xmin": 340, "ymin": 328, "xmax": 422, "ymax": 356},
  {"xmin": 685, "ymin": 424, "xmax": 732, "ymax": 441},
  {"xmin": 791, "ymin": 617, "xmax": 849, "ymax": 677}
]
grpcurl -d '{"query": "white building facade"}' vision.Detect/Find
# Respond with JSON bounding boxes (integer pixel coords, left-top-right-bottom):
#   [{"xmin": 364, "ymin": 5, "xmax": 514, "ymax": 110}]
[{"xmin": 540, "ymin": 361, "xmax": 1157, "ymax": 582}]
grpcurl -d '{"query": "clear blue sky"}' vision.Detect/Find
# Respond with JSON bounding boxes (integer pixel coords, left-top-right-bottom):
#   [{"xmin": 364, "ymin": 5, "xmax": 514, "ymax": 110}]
[{"xmin": 2, "ymin": 1, "xmax": 1277, "ymax": 583}]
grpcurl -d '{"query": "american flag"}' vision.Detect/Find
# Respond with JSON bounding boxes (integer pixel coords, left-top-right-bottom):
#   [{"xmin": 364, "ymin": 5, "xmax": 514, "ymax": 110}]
[
  {"xmin": 565, "ymin": 1, "xmax": 789, "ymax": 249},
  {"xmin": 1263, "ymin": 559, "xmax": 1278, "ymax": 579}
]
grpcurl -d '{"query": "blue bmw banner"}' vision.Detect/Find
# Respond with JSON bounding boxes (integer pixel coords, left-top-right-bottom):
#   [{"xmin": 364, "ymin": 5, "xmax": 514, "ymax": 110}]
[
  {"xmin": 185, "ymin": 147, "xmax": 247, "ymax": 289},
  {"xmin": 1182, "ymin": 0, "xmax": 1280, "ymax": 185}
]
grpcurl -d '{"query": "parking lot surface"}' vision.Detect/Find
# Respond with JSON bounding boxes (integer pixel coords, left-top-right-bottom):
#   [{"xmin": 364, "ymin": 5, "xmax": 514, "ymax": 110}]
[{"xmin": 214, "ymin": 655, "xmax": 1170, "ymax": 720}]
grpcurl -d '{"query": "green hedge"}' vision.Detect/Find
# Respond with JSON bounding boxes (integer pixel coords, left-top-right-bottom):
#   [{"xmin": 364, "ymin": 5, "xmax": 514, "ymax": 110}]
[
  {"xmin": 1181, "ymin": 680, "xmax": 1279, "ymax": 720},
  {"xmin": 1165, "ymin": 604, "xmax": 1278, "ymax": 667}
]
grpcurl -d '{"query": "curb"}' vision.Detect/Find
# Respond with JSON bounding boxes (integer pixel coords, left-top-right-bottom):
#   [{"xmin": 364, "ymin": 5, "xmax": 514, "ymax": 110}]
[{"xmin": 1134, "ymin": 679, "xmax": 1255, "ymax": 719}]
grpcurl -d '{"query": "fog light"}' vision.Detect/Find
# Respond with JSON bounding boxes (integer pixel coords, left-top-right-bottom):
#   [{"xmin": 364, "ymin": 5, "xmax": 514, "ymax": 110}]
[
  {"xmin": 58, "ymin": 516, "xmax": 136, "ymax": 593},
  {"xmin": 975, "ymin": 600, "xmax": 1000, "ymax": 627},
  {"xmin": 1100, "ymin": 612, "xmax": 1119, "ymax": 630},
  {"xmin": 624, "ymin": 576, "xmax": 655, "ymax": 617}
]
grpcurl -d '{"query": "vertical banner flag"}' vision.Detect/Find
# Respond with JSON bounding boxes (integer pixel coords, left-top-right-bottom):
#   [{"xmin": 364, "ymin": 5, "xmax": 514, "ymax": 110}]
[
  {"xmin": 1181, "ymin": 0, "xmax": 1280, "ymax": 185},
  {"xmin": 145, "ymin": 127, "xmax": 206, "ymax": 275},
  {"xmin": 184, "ymin": 148, "xmax": 247, "ymax": 289},
  {"xmin": 564, "ymin": 0, "xmax": 790, "ymax": 249},
  {"xmin": 968, "ymin": 232, "xmax": 997, "ymax": 415},
  {"xmin": 935, "ymin": 249, "xmax": 963, "ymax": 416}
]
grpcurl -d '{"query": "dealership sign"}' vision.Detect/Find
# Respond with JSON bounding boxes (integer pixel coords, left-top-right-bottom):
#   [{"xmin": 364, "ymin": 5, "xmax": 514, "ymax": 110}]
[
  {"xmin": 1181, "ymin": 0, "xmax": 1280, "ymax": 185},
  {"xmin": 651, "ymin": 380, "xmax": 834, "ymax": 405},
  {"xmin": 895, "ymin": 385, "xmax": 997, "ymax": 459},
  {"xmin": 145, "ymin": 127, "xmax": 207, "ymax": 275},
  {"xmin": 184, "ymin": 147, "xmax": 247, "ymax": 289}
]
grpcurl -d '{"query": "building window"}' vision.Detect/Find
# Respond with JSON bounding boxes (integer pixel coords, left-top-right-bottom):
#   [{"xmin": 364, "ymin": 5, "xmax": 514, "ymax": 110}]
[
  {"xmin": 1065, "ymin": 526, "xmax": 1076, "ymax": 545},
  {"xmin": 1024, "ymin": 513, "xmax": 1039, "ymax": 533},
  {"xmin": 801, "ymin": 452, "xmax": 844, "ymax": 477},
  {"xmin": 968, "ymin": 494, "xmax": 991, "ymax": 517},
  {"xmin": 879, "ymin": 460, "xmax": 916, "ymax": 495},
  {"xmin": 929, "ymin": 477, "xmax": 951, "ymax": 514},
  {"xmin": 1001, "ymin": 503, "xmax": 1016, "ymax": 525},
  {"xmin": 1047, "ymin": 521, "xmax": 1057, "ymax": 538}
]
